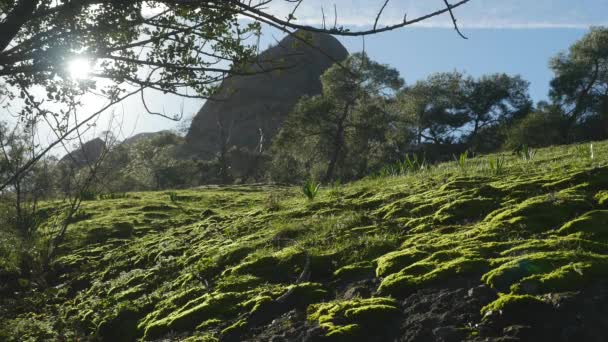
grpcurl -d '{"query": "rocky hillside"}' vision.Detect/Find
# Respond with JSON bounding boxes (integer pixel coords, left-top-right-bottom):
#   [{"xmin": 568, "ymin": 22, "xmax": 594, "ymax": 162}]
[
  {"xmin": 185, "ymin": 31, "xmax": 348, "ymax": 159},
  {"xmin": 59, "ymin": 137, "xmax": 106, "ymax": 167},
  {"xmin": 3, "ymin": 141, "xmax": 608, "ymax": 341}
]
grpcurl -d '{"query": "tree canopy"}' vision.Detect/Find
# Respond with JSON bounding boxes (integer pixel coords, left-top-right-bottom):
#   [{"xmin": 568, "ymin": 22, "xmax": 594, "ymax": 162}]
[
  {"xmin": 271, "ymin": 53, "xmax": 403, "ymax": 182},
  {"xmin": 0, "ymin": 0, "xmax": 472, "ymax": 190},
  {"xmin": 550, "ymin": 26, "xmax": 608, "ymax": 137}
]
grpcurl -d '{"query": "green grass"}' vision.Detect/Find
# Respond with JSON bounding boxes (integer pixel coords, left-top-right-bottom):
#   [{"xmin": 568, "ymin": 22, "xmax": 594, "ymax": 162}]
[{"xmin": 2, "ymin": 140, "xmax": 608, "ymax": 341}]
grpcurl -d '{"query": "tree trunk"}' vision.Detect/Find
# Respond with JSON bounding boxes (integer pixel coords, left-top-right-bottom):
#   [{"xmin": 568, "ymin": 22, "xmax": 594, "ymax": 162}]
[{"xmin": 324, "ymin": 104, "xmax": 350, "ymax": 182}]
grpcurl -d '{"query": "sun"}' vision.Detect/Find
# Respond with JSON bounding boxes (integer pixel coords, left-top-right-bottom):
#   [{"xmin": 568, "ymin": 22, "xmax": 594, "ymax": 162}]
[{"xmin": 67, "ymin": 58, "xmax": 92, "ymax": 79}]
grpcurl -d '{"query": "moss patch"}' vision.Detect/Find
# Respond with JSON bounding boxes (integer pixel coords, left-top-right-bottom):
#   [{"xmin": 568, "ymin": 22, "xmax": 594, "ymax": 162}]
[
  {"xmin": 307, "ymin": 297, "xmax": 400, "ymax": 340},
  {"xmin": 559, "ymin": 210, "xmax": 608, "ymax": 238}
]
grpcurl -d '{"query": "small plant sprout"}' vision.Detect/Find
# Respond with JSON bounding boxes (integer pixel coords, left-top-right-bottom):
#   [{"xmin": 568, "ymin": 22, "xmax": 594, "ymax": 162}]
[
  {"xmin": 302, "ymin": 179, "xmax": 321, "ymax": 201},
  {"xmin": 573, "ymin": 143, "xmax": 595, "ymax": 162},
  {"xmin": 488, "ymin": 154, "xmax": 506, "ymax": 176},
  {"xmin": 404, "ymin": 153, "xmax": 426, "ymax": 172},
  {"xmin": 456, "ymin": 151, "xmax": 468, "ymax": 173},
  {"xmin": 518, "ymin": 144, "xmax": 535, "ymax": 162},
  {"xmin": 168, "ymin": 192, "xmax": 179, "ymax": 203},
  {"xmin": 377, "ymin": 153, "xmax": 426, "ymax": 177}
]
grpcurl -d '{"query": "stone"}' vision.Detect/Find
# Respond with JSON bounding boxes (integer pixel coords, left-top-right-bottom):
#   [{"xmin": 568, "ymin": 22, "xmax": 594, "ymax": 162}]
[
  {"xmin": 59, "ymin": 137, "xmax": 105, "ymax": 167},
  {"xmin": 184, "ymin": 30, "xmax": 349, "ymax": 163}
]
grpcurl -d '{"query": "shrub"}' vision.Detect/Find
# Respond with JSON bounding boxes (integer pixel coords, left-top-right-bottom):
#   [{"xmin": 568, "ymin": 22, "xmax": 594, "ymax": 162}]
[
  {"xmin": 302, "ymin": 179, "xmax": 321, "ymax": 201},
  {"xmin": 488, "ymin": 154, "xmax": 506, "ymax": 176},
  {"xmin": 518, "ymin": 144, "xmax": 536, "ymax": 162},
  {"xmin": 455, "ymin": 151, "xmax": 469, "ymax": 173}
]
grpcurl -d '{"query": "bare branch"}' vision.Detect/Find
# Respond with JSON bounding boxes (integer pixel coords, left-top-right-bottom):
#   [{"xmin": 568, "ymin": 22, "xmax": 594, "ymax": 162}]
[
  {"xmin": 443, "ymin": 0, "xmax": 468, "ymax": 39},
  {"xmin": 231, "ymin": 0, "xmax": 472, "ymax": 36},
  {"xmin": 374, "ymin": 0, "xmax": 390, "ymax": 31}
]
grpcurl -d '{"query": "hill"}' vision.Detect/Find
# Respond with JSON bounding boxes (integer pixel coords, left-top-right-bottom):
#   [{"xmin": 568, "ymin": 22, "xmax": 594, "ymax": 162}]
[
  {"xmin": 2, "ymin": 141, "xmax": 608, "ymax": 341},
  {"xmin": 185, "ymin": 30, "xmax": 348, "ymax": 161}
]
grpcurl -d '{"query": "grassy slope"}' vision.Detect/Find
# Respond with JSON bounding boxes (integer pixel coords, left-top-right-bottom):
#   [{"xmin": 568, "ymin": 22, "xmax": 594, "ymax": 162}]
[{"xmin": 2, "ymin": 141, "xmax": 608, "ymax": 341}]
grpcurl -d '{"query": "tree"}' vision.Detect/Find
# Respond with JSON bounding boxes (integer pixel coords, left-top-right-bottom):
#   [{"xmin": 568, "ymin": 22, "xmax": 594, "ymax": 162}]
[
  {"xmin": 394, "ymin": 71, "xmax": 531, "ymax": 157},
  {"xmin": 0, "ymin": 0, "xmax": 472, "ymax": 190},
  {"xmin": 550, "ymin": 27, "xmax": 608, "ymax": 139},
  {"xmin": 395, "ymin": 71, "xmax": 468, "ymax": 148},
  {"xmin": 124, "ymin": 132, "xmax": 185, "ymax": 190},
  {"xmin": 0, "ymin": 121, "xmax": 49, "ymax": 238},
  {"xmin": 504, "ymin": 101, "xmax": 567, "ymax": 149},
  {"xmin": 461, "ymin": 73, "xmax": 531, "ymax": 152},
  {"xmin": 271, "ymin": 53, "xmax": 403, "ymax": 182}
]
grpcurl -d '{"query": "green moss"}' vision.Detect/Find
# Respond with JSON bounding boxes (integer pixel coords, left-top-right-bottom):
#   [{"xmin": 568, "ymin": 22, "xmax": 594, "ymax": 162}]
[
  {"xmin": 434, "ymin": 197, "xmax": 499, "ymax": 224},
  {"xmin": 487, "ymin": 193, "xmax": 591, "ymax": 233},
  {"xmin": 215, "ymin": 274, "xmax": 264, "ymax": 292},
  {"xmin": 595, "ymin": 191, "xmax": 608, "ymax": 206},
  {"xmin": 481, "ymin": 294, "xmax": 550, "ymax": 321},
  {"xmin": 482, "ymin": 252, "xmax": 608, "ymax": 293},
  {"xmin": 333, "ymin": 262, "xmax": 375, "ymax": 282},
  {"xmin": 97, "ymin": 305, "xmax": 146, "ymax": 342},
  {"xmin": 228, "ymin": 247, "xmax": 306, "ymax": 283},
  {"xmin": 379, "ymin": 257, "xmax": 489, "ymax": 297},
  {"xmin": 220, "ymin": 318, "xmax": 248, "ymax": 337},
  {"xmin": 558, "ymin": 210, "xmax": 608, "ymax": 238},
  {"xmin": 8, "ymin": 142, "xmax": 608, "ymax": 341},
  {"xmin": 143, "ymin": 292, "xmax": 244, "ymax": 340},
  {"xmin": 324, "ymin": 324, "xmax": 361, "ymax": 340},
  {"xmin": 307, "ymin": 297, "xmax": 400, "ymax": 340},
  {"xmin": 375, "ymin": 248, "xmax": 428, "ymax": 277},
  {"xmin": 85, "ymin": 221, "xmax": 134, "ymax": 243},
  {"xmin": 512, "ymin": 258, "xmax": 608, "ymax": 294},
  {"xmin": 278, "ymin": 282, "xmax": 329, "ymax": 308}
]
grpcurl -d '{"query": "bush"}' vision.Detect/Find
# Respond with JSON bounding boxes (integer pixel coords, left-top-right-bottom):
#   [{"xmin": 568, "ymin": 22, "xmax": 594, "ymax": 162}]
[
  {"xmin": 302, "ymin": 179, "xmax": 321, "ymax": 201},
  {"xmin": 505, "ymin": 109, "xmax": 566, "ymax": 149}
]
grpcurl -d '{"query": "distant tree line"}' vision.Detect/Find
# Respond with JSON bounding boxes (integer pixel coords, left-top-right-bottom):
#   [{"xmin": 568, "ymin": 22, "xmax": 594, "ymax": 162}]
[
  {"xmin": 2, "ymin": 27, "xmax": 608, "ymax": 196},
  {"xmin": 270, "ymin": 27, "xmax": 608, "ymax": 183}
]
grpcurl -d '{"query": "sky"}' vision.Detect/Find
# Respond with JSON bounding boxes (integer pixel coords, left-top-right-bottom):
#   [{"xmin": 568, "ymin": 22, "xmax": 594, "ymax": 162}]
[{"xmin": 27, "ymin": 0, "xmax": 608, "ymax": 155}]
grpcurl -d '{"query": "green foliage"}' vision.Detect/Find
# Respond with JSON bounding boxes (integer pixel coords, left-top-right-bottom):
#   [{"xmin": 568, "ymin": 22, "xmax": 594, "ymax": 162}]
[
  {"xmin": 456, "ymin": 151, "xmax": 469, "ymax": 173},
  {"xmin": 307, "ymin": 297, "xmax": 400, "ymax": 340},
  {"xmin": 518, "ymin": 144, "xmax": 536, "ymax": 162},
  {"xmin": 271, "ymin": 53, "xmax": 403, "ymax": 183},
  {"xmin": 264, "ymin": 192, "xmax": 282, "ymax": 212},
  {"xmin": 98, "ymin": 192, "xmax": 128, "ymax": 200},
  {"xmin": 377, "ymin": 153, "xmax": 426, "ymax": 177},
  {"xmin": 504, "ymin": 103, "xmax": 567, "ymax": 149},
  {"xmin": 79, "ymin": 189, "xmax": 98, "ymax": 201},
  {"xmin": 488, "ymin": 154, "xmax": 506, "ymax": 176},
  {"xmin": 394, "ymin": 71, "xmax": 531, "ymax": 153},
  {"xmin": 573, "ymin": 143, "xmax": 595, "ymax": 162},
  {"xmin": 168, "ymin": 192, "xmax": 179, "ymax": 203},
  {"xmin": 3, "ymin": 142, "xmax": 608, "ymax": 341},
  {"xmin": 550, "ymin": 27, "xmax": 608, "ymax": 139},
  {"xmin": 302, "ymin": 179, "xmax": 321, "ymax": 201}
]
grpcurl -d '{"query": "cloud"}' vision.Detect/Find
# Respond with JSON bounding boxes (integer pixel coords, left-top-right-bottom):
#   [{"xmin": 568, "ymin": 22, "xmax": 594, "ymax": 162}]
[{"xmin": 262, "ymin": 0, "xmax": 608, "ymax": 29}]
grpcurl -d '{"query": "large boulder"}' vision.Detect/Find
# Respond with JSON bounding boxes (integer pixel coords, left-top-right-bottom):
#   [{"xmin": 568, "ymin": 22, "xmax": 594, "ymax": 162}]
[
  {"xmin": 59, "ymin": 137, "xmax": 105, "ymax": 168},
  {"xmin": 184, "ymin": 30, "xmax": 348, "ymax": 159}
]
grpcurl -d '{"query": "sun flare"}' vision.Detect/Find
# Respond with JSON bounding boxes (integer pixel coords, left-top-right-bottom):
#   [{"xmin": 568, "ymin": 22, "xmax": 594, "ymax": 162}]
[{"xmin": 67, "ymin": 58, "xmax": 92, "ymax": 79}]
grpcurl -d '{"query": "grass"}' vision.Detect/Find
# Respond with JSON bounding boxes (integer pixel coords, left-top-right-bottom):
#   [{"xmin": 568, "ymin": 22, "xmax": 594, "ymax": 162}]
[
  {"xmin": 2, "ymin": 140, "xmax": 608, "ymax": 341},
  {"xmin": 488, "ymin": 154, "xmax": 506, "ymax": 176},
  {"xmin": 302, "ymin": 179, "xmax": 321, "ymax": 200}
]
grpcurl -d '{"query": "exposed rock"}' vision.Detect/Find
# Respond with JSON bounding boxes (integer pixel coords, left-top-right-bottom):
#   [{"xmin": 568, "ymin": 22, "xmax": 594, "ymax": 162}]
[
  {"xmin": 185, "ymin": 30, "xmax": 348, "ymax": 159},
  {"xmin": 59, "ymin": 137, "xmax": 105, "ymax": 167}
]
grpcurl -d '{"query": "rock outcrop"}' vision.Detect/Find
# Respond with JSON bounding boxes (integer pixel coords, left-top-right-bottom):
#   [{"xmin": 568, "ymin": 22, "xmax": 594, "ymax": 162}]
[
  {"xmin": 184, "ymin": 30, "xmax": 348, "ymax": 159},
  {"xmin": 59, "ymin": 137, "xmax": 105, "ymax": 168}
]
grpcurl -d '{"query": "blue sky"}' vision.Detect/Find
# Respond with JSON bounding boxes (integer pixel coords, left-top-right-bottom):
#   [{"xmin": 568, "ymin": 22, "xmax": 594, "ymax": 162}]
[
  {"xmin": 132, "ymin": 0, "xmax": 605, "ymax": 136},
  {"xmin": 124, "ymin": 27, "xmax": 588, "ymax": 139},
  {"xmin": 36, "ymin": 1, "xmax": 608, "ymax": 153},
  {"xmin": 337, "ymin": 28, "xmax": 587, "ymax": 102}
]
